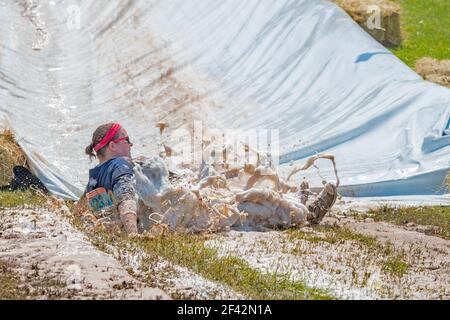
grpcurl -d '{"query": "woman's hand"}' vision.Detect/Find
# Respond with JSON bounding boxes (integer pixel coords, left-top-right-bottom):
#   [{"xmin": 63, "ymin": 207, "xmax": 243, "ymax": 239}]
[{"xmin": 73, "ymin": 195, "xmax": 90, "ymax": 216}]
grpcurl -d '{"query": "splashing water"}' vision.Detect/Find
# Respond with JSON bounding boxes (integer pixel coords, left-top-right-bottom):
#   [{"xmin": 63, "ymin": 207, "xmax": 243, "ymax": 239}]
[{"xmin": 131, "ymin": 153, "xmax": 337, "ymax": 233}]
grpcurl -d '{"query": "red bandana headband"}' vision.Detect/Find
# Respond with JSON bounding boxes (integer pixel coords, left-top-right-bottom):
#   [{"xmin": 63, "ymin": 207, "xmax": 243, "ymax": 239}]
[{"xmin": 93, "ymin": 123, "xmax": 121, "ymax": 152}]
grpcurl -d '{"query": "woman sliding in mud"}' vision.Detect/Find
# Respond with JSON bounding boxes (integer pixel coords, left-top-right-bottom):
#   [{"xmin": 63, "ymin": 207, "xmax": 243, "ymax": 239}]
[
  {"xmin": 76, "ymin": 122, "xmax": 339, "ymax": 236},
  {"xmin": 80, "ymin": 122, "xmax": 139, "ymax": 235}
]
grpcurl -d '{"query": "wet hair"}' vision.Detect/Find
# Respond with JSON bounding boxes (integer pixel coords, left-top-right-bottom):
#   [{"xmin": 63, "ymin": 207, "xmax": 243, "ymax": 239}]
[{"xmin": 85, "ymin": 122, "xmax": 121, "ymax": 161}]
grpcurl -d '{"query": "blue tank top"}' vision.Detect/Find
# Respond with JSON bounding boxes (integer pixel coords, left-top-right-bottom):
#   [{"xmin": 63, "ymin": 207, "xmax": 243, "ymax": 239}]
[{"xmin": 85, "ymin": 157, "xmax": 134, "ymax": 194}]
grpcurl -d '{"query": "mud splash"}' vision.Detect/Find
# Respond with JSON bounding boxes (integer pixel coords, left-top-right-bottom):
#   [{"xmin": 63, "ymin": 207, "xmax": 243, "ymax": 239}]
[{"xmin": 131, "ymin": 152, "xmax": 338, "ymax": 234}]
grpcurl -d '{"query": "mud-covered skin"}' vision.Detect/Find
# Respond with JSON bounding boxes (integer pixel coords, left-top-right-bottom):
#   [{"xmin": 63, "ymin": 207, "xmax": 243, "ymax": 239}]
[
  {"xmin": 113, "ymin": 174, "xmax": 138, "ymax": 205},
  {"xmin": 113, "ymin": 175, "xmax": 138, "ymax": 235}
]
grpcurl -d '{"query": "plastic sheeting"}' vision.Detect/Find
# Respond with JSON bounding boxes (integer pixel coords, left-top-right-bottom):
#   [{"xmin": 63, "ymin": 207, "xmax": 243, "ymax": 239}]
[{"xmin": 0, "ymin": 0, "xmax": 449, "ymax": 200}]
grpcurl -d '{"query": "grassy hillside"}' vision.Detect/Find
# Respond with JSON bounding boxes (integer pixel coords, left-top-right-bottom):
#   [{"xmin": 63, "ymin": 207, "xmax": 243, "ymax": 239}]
[{"xmin": 390, "ymin": 0, "xmax": 450, "ymax": 67}]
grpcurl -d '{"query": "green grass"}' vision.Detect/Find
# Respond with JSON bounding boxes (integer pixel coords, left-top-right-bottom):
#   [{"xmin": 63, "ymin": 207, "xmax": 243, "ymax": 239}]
[
  {"xmin": 0, "ymin": 190, "xmax": 46, "ymax": 208},
  {"xmin": 0, "ymin": 260, "xmax": 29, "ymax": 299},
  {"xmin": 366, "ymin": 205, "xmax": 450, "ymax": 240},
  {"xmin": 0, "ymin": 260, "xmax": 69, "ymax": 300},
  {"xmin": 133, "ymin": 235, "xmax": 333, "ymax": 299},
  {"xmin": 288, "ymin": 225, "xmax": 378, "ymax": 247},
  {"xmin": 390, "ymin": 0, "xmax": 450, "ymax": 67},
  {"xmin": 382, "ymin": 256, "xmax": 410, "ymax": 277},
  {"xmin": 79, "ymin": 223, "xmax": 334, "ymax": 300},
  {"xmin": 287, "ymin": 225, "xmax": 410, "ymax": 278}
]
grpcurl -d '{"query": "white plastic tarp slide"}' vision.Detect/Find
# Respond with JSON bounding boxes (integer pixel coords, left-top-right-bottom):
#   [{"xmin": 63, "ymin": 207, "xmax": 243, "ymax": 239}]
[{"xmin": 0, "ymin": 0, "xmax": 449, "ymax": 200}]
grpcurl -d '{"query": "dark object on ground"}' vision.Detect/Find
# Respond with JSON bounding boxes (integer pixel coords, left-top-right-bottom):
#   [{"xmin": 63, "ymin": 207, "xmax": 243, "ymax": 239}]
[
  {"xmin": 0, "ymin": 166, "xmax": 48, "ymax": 193},
  {"xmin": 308, "ymin": 182, "xmax": 338, "ymax": 225}
]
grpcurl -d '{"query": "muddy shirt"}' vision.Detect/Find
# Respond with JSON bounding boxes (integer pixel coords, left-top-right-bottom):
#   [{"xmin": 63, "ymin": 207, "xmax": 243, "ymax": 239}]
[{"xmin": 85, "ymin": 157, "xmax": 136, "ymax": 203}]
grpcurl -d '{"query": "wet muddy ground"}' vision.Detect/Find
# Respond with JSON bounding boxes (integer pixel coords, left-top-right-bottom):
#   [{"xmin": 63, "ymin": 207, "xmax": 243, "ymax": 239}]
[
  {"xmin": 0, "ymin": 206, "xmax": 169, "ymax": 299},
  {"xmin": 0, "ymin": 202, "xmax": 448, "ymax": 300}
]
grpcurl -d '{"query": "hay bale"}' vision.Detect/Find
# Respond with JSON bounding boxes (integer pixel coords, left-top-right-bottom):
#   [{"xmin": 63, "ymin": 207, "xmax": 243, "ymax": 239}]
[
  {"xmin": 415, "ymin": 57, "xmax": 450, "ymax": 88},
  {"xmin": 332, "ymin": 0, "xmax": 402, "ymax": 47},
  {"xmin": 0, "ymin": 130, "xmax": 27, "ymax": 186}
]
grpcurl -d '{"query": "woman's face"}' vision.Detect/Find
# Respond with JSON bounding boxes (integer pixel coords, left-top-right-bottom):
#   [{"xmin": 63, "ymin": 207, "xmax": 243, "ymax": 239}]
[{"xmin": 109, "ymin": 128, "xmax": 133, "ymax": 158}]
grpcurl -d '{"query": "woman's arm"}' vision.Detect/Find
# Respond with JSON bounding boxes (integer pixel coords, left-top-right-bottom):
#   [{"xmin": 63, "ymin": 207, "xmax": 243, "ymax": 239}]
[{"xmin": 113, "ymin": 175, "xmax": 138, "ymax": 235}]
